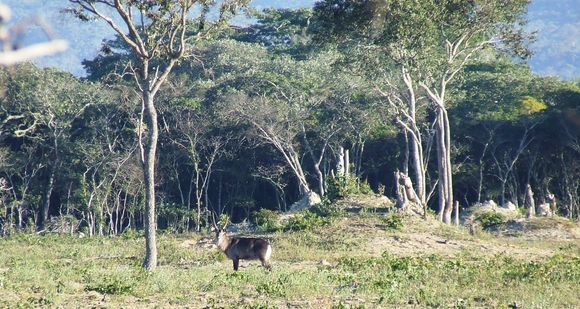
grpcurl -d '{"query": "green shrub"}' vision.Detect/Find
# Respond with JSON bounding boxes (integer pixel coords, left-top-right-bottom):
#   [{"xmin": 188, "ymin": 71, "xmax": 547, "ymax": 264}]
[
  {"xmin": 327, "ymin": 175, "xmax": 374, "ymax": 201},
  {"xmin": 158, "ymin": 201, "xmax": 196, "ymax": 233},
  {"xmin": 383, "ymin": 213, "xmax": 404, "ymax": 231},
  {"xmin": 358, "ymin": 180, "xmax": 373, "ymax": 195},
  {"xmin": 253, "ymin": 209, "xmax": 282, "ymax": 232},
  {"xmin": 310, "ymin": 200, "xmax": 345, "ymax": 218},
  {"xmin": 85, "ymin": 275, "xmax": 136, "ymax": 295},
  {"xmin": 474, "ymin": 212, "xmax": 505, "ymax": 229},
  {"xmin": 256, "ymin": 275, "xmax": 289, "ymax": 297},
  {"xmin": 121, "ymin": 228, "xmax": 144, "ymax": 239},
  {"xmin": 502, "ymin": 254, "xmax": 580, "ymax": 283},
  {"xmin": 26, "ymin": 295, "xmax": 54, "ymax": 306},
  {"xmin": 279, "ymin": 200, "xmax": 344, "ymax": 232},
  {"xmin": 283, "ymin": 211, "xmax": 331, "ymax": 232}
]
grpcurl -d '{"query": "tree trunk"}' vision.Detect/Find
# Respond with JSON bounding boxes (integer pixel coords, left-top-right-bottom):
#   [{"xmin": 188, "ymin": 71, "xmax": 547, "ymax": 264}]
[
  {"xmin": 525, "ymin": 183, "xmax": 535, "ymax": 218},
  {"xmin": 402, "ymin": 69, "xmax": 425, "ymax": 205},
  {"xmin": 142, "ymin": 91, "xmax": 158, "ymax": 271},
  {"xmin": 314, "ymin": 162, "xmax": 325, "ymax": 197},
  {"xmin": 298, "ymin": 180, "xmax": 310, "ymax": 196},
  {"xmin": 337, "ymin": 146, "xmax": 345, "ymax": 176},
  {"xmin": 39, "ymin": 161, "xmax": 57, "ymax": 231},
  {"xmin": 410, "ymin": 131, "xmax": 425, "ymax": 205},
  {"xmin": 395, "ymin": 171, "xmax": 406, "ymax": 208},
  {"xmin": 477, "ymin": 152, "xmax": 485, "ymax": 204},
  {"xmin": 443, "ymin": 110, "xmax": 454, "ymax": 223},
  {"xmin": 395, "ymin": 170, "xmax": 422, "ymax": 216},
  {"xmin": 403, "ymin": 130, "xmax": 410, "ymax": 175},
  {"xmin": 454, "ymin": 201, "xmax": 459, "ymax": 226},
  {"xmin": 195, "ymin": 161, "xmax": 202, "ymax": 232},
  {"xmin": 344, "ymin": 149, "xmax": 350, "ymax": 178},
  {"xmin": 436, "ymin": 109, "xmax": 454, "ymax": 224},
  {"xmin": 290, "ymin": 152, "xmax": 310, "ymax": 196}
]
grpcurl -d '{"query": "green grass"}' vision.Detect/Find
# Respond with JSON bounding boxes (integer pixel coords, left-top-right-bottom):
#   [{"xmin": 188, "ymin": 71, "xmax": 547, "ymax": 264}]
[{"xmin": 0, "ymin": 213, "xmax": 579, "ymax": 308}]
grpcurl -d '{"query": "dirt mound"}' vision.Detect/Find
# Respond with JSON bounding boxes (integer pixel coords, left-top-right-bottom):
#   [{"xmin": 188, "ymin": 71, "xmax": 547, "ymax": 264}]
[
  {"xmin": 488, "ymin": 217, "xmax": 580, "ymax": 240},
  {"xmin": 335, "ymin": 194, "xmax": 395, "ymax": 213},
  {"xmin": 328, "ymin": 213, "xmax": 561, "ymax": 260},
  {"xmin": 461, "ymin": 201, "xmax": 520, "ymax": 226}
]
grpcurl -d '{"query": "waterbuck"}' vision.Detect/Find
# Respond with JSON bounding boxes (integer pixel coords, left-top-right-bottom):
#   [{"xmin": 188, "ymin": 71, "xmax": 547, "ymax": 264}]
[{"xmin": 212, "ymin": 219, "xmax": 272, "ymax": 271}]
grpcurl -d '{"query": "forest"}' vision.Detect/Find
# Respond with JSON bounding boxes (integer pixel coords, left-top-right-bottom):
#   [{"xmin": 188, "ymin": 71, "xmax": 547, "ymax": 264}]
[{"xmin": 1, "ymin": 1, "xmax": 579, "ymax": 236}]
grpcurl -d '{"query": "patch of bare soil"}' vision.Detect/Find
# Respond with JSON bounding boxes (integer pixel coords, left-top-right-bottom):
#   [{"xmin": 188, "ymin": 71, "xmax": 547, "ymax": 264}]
[
  {"xmin": 335, "ymin": 195, "xmax": 580, "ymax": 261},
  {"xmin": 336, "ymin": 194, "xmax": 394, "ymax": 213},
  {"xmin": 366, "ymin": 231, "xmax": 563, "ymax": 260},
  {"xmin": 489, "ymin": 217, "xmax": 580, "ymax": 240}
]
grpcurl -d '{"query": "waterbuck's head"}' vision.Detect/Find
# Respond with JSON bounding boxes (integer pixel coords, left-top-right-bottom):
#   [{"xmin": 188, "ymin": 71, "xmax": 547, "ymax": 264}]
[{"xmin": 210, "ymin": 213, "xmax": 229, "ymax": 249}]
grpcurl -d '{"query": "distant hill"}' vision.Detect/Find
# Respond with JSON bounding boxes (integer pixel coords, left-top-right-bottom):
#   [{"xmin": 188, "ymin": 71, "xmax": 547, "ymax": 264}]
[
  {"xmin": 4, "ymin": 0, "xmax": 579, "ymax": 80},
  {"xmin": 527, "ymin": 0, "xmax": 580, "ymax": 80}
]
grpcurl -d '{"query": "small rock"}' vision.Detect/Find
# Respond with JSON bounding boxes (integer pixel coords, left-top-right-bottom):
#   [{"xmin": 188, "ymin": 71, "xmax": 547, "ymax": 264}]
[
  {"xmin": 502, "ymin": 201, "xmax": 517, "ymax": 211},
  {"xmin": 481, "ymin": 200, "xmax": 498, "ymax": 209},
  {"xmin": 536, "ymin": 203, "xmax": 552, "ymax": 216},
  {"xmin": 289, "ymin": 191, "xmax": 321, "ymax": 212}
]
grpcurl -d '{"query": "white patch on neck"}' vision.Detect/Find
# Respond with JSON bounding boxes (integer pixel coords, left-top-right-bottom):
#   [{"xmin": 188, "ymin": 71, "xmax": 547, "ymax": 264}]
[{"xmin": 217, "ymin": 232, "xmax": 229, "ymax": 251}]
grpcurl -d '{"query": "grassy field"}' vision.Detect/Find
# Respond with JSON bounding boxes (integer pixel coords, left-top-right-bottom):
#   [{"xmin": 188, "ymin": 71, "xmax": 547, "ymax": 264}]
[{"xmin": 1, "ymin": 203, "xmax": 579, "ymax": 308}]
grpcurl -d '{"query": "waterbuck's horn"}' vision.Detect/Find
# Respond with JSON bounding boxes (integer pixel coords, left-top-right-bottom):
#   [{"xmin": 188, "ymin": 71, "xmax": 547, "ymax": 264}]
[
  {"xmin": 210, "ymin": 211, "xmax": 219, "ymax": 232},
  {"xmin": 220, "ymin": 216, "xmax": 229, "ymax": 231}
]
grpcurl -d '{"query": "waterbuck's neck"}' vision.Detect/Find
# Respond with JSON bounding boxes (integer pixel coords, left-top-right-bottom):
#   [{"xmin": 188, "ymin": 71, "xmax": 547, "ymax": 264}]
[{"xmin": 217, "ymin": 232, "xmax": 231, "ymax": 252}]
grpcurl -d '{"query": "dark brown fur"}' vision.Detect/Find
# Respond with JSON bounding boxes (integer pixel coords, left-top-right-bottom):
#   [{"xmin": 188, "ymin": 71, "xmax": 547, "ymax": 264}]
[{"xmin": 216, "ymin": 231, "xmax": 272, "ymax": 271}]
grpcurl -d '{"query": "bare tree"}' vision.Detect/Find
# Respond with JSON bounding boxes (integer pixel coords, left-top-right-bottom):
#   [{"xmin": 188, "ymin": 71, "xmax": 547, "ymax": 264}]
[
  {"xmin": 252, "ymin": 165, "xmax": 288, "ymax": 211},
  {"xmin": 227, "ymin": 94, "xmax": 312, "ymax": 196},
  {"xmin": 379, "ymin": 67, "xmax": 432, "ymax": 207},
  {"xmin": 491, "ymin": 121, "xmax": 539, "ymax": 206},
  {"xmin": 171, "ymin": 109, "xmax": 230, "ymax": 231}
]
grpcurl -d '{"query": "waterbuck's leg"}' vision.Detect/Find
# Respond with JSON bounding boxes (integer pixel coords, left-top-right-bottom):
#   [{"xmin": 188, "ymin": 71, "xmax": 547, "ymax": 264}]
[
  {"xmin": 233, "ymin": 258, "xmax": 239, "ymax": 271},
  {"xmin": 260, "ymin": 258, "xmax": 272, "ymax": 271}
]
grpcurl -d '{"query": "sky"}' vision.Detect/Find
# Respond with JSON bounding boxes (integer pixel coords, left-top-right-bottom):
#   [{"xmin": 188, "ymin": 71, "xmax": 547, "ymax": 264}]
[{"xmin": 3, "ymin": 0, "xmax": 579, "ymax": 80}]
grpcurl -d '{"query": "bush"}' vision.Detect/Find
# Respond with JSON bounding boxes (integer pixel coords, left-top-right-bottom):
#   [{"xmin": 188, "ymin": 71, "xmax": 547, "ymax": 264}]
[
  {"xmin": 382, "ymin": 213, "xmax": 404, "ymax": 231},
  {"xmin": 310, "ymin": 200, "xmax": 345, "ymax": 218},
  {"xmin": 283, "ymin": 211, "xmax": 332, "ymax": 232},
  {"xmin": 474, "ymin": 212, "xmax": 505, "ymax": 229},
  {"xmin": 327, "ymin": 176, "xmax": 374, "ymax": 201},
  {"xmin": 121, "ymin": 228, "xmax": 144, "ymax": 239},
  {"xmin": 256, "ymin": 275, "xmax": 290, "ymax": 297},
  {"xmin": 85, "ymin": 274, "xmax": 137, "ymax": 295},
  {"xmin": 253, "ymin": 209, "xmax": 282, "ymax": 232},
  {"xmin": 358, "ymin": 180, "xmax": 373, "ymax": 195}
]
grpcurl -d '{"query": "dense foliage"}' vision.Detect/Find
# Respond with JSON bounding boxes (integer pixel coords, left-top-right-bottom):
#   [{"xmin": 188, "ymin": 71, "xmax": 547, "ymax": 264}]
[{"xmin": 0, "ymin": 6, "xmax": 579, "ymax": 235}]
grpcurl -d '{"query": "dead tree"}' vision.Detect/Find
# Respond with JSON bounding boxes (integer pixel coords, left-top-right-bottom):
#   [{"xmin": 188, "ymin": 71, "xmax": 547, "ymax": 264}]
[{"xmin": 525, "ymin": 184, "xmax": 535, "ymax": 218}]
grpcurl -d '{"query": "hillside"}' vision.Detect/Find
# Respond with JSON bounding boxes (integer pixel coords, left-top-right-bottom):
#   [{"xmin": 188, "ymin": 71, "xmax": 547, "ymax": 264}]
[
  {"xmin": 4, "ymin": 0, "xmax": 579, "ymax": 79},
  {"xmin": 1, "ymin": 195, "xmax": 579, "ymax": 308},
  {"xmin": 527, "ymin": 0, "xmax": 580, "ymax": 79}
]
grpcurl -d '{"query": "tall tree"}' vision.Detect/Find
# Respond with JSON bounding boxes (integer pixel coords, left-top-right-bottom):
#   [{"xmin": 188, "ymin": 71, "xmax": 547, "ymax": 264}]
[{"xmin": 70, "ymin": 0, "xmax": 249, "ymax": 270}]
